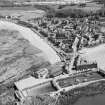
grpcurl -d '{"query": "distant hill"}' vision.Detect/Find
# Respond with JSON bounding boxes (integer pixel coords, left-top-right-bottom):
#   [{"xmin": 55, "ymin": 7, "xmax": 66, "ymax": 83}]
[
  {"xmin": 7, "ymin": 0, "xmax": 61, "ymax": 2},
  {"xmin": 0, "ymin": 0, "xmax": 62, "ymax": 6},
  {"xmin": 94, "ymin": 0, "xmax": 105, "ymax": 5},
  {"xmin": 0, "ymin": 0, "xmax": 14, "ymax": 6}
]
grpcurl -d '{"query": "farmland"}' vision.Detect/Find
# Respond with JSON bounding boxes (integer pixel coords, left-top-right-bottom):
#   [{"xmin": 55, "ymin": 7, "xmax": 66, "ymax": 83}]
[{"xmin": 0, "ymin": 6, "xmax": 45, "ymax": 21}]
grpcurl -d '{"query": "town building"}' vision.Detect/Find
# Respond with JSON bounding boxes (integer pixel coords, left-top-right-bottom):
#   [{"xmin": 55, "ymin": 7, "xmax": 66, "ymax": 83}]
[
  {"xmin": 34, "ymin": 68, "xmax": 48, "ymax": 78},
  {"xmin": 75, "ymin": 62, "xmax": 98, "ymax": 71}
]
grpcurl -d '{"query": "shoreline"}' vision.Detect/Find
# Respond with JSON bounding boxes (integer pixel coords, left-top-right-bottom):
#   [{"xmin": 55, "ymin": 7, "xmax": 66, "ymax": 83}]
[{"xmin": 0, "ymin": 20, "xmax": 61, "ymax": 64}]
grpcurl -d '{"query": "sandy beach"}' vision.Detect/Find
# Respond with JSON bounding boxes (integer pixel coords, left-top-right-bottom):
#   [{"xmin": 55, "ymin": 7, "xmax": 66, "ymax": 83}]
[
  {"xmin": 0, "ymin": 20, "xmax": 61, "ymax": 64},
  {"xmin": 79, "ymin": 44, "xmax": 105, "ymax": 70}
]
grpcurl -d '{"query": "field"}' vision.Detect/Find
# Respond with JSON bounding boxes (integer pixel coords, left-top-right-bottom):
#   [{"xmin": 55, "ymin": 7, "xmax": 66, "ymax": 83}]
[
  {"xmin": 0, "ymin": 0, "xmax": 104, "ymax": 20},
  {"xmin": 54, "ymin": 1, "xmax": 103, "ymax": 16},
  {"xmin": 0, "ymin": 6, "xmax": 46, "ymax": 21},
  {"xmin": 28, "ymin": 80, "xmax": 105, "ymax": 105},
  {"xmin": 57, "ymin": 72, "xmax": 103, "ymax": 88},
  {"xmin": 56, "ymin": 80, "xmax": 105, "ymax": 105},
  {"xmin": 94, "ymin": 0, "xmax": 105, "ymax": 5}
]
